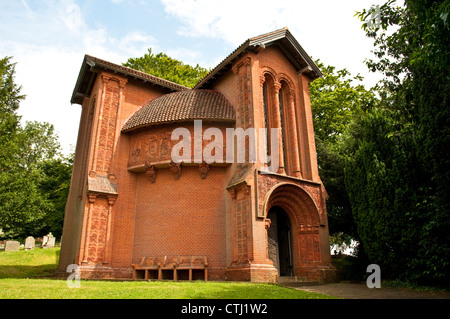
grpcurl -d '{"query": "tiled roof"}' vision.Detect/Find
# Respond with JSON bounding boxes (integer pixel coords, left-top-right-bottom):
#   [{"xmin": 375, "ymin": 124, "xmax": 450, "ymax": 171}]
[
  {"xmin": 194, "ymin": 27, "xmax": 322, "ymax": 89},
  {"xmin": 71, "ymin": 55, "xmax": 188, "ymax": 104},
  {"xmin": 122, "ymin": 89, "xmax": 236, "ymax": 132},
  {"xmin": 85, "ymin": 55, "xmax": 189, "ymax": 91},
  {"xmin": 72, "ymin": 28, "xmax": 320, "ymax": 105}
]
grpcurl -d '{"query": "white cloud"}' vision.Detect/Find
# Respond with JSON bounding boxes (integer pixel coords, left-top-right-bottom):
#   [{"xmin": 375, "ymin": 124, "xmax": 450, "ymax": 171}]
[
  {"xmin": 160, "ymin": 0, "xmax": 386, "ymax": 87},
  {"xmin": 63, "ymin": 2, "xmax": 84, "ymax": 33},
  {"xmin": 161, "ymin": 0, "xmax": 286, "ymax": 46},
  {"xmin": 166, "ymin": 47, "xmax": 202, "ymax": 65},
  {"xmin": 119, "ymin": 32, "xmax": 157, "ymax": 57},
  {"xmin": 12, "ymin": 45, "xmax": 82, "ymax": 155},
  {"xmin": 0, "ymin": 0, "xmax": 158, "ymax": 155}
]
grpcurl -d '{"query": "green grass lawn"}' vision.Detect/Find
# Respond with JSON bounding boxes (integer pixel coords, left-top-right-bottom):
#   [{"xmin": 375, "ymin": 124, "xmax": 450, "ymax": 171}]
[
  {"xmin": 0, "ymin": 247, "xmax": 335, "ymax": 299},
  {"xmin": 0, "ymin": 279, "xmax": 334, "ymax": 299},
  {"xmin": 0, "ymin": 247, "xmax": 60, "ymax": 278}
]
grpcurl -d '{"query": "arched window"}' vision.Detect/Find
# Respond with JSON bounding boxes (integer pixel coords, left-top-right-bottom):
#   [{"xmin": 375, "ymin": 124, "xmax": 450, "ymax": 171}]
[
  {"xmin": 261, "ymin": 73, "xmax": 287, "ymax": 174},
  {"xmin": 262, "ymin": 81, "xmax": 270, "ymax": 160},
  {"xmin": 262, "ymin": 74, "xmax": 276, "ymax": 162},
  {"xmin": 261, "ymin": 72, "xmax": 301, "ymax": 177},
  {"xmin": 278, "ymin": 85, "xmax": 288, "ymax": 174}
]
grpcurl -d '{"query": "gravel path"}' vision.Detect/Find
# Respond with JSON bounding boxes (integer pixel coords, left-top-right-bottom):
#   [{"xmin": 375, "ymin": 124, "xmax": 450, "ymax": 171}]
[{"xmin": 282, "ymin": 282, "xmax": 450, "ymax": 299}]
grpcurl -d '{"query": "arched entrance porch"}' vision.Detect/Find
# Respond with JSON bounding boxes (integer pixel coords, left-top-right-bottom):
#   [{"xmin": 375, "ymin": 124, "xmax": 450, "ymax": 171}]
[{"xmin": 264, "ymin": 183, "xmax": 329, "ymax": 280}]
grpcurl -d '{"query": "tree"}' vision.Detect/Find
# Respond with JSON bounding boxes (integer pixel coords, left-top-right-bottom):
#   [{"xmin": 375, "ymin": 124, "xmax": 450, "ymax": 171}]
[
  {"xmin": 0, "ymin": 57, "xmax": 24, "ymax": 172},
  {"xmin": 0, "ymin": 56, "xmax": 71, "ymax": 239},
  {"xmin": 123, "ymin": 48, "xmax": 210, "ymax": 88},
  {"xmin": 0, "ymin": 121, "xmax": 62, "ymax": 239},
  {"xmin": 38, "ymin": 154, "xmax": 73, "ymax": 238},
  {"xmin": 310, "ymin": 61, "xmax": 377, "ymax": 240},
  {"xmin": 310, "ymin": 61, "xmax": 377, "ymax": 143},
  {"xmin": 348, "ymin": 0, "xmax": 450, "ymax": 286},
  {"xmin": 343, "ymin": 107, "xmax": 420, "ymax": 279}
]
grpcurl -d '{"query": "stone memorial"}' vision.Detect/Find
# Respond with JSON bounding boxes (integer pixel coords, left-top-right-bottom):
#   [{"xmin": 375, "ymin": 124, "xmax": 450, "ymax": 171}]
[
  {"xmin": 46, "ymin": 236, "xmax": 55, "ymax": 248},
  {"xmin": 43, "ymin": 233, "xmax": 55, "ymax": 248},
  {"xmin": 5, "ymin": 240, "xmax": 20, "ymax": 251},
  {"xmin": 24, "ymin": 236, "xmax": 35, "ymax": 250},
  {"xmin": 42, "ymin": 235, "xmax": 48, "ymax": 246}
]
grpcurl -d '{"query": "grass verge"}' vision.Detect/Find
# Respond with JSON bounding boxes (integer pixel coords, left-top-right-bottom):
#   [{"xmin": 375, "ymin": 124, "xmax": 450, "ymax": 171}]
[
  {"xmin": 0, "ymin": 279, "xmax": 336, "ymax": 299},
  {"xmin": 0, "ymin": 247, "xmax": 60, "ymax": 278},
  {"xmin": 0, "ymin": 248, "xmax": 336, "ymax": 299}
]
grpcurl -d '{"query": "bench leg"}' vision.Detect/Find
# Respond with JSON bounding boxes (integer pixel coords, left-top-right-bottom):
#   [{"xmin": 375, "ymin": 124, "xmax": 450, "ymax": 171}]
[
  {"xmin": 174, "ymin": 268, "xmax": 177, "ymax": 281},
  {"xmin": 204, "ymin": 268, "xmax": 208, "ymax": 281},
  {"xmin": 189, "ymin": 269, "xmax": 192, "ymax": 281},
  {"xmin": 158, "ymin": 268, "xmax": 162, "ymax": 280}
]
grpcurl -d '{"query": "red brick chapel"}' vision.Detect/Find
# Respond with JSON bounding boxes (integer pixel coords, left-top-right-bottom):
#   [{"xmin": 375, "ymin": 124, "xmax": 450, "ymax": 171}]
[{"xmin": 58, "ymin": 28, "xmax": 336, "ymax": 283}]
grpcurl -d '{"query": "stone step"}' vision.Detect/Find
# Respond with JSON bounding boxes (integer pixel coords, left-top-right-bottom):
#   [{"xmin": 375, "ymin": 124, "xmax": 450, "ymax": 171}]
[
  {"xmin": 277, "ymin": 276, "xmax": 298, "ymax": 283},
  {"xmin": 277, "ymin": 276, "xmax": 322, "ymax": 286}
]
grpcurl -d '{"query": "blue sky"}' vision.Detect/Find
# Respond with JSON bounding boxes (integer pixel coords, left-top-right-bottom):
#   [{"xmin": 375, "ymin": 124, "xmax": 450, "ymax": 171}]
[{"xmin": 0, "ymin": 0, "xmax": 388, "ymax": 154}]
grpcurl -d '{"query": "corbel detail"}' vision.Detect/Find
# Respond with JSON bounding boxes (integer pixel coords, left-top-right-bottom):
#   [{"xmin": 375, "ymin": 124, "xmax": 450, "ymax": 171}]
[
  {"xmin": 169, "ymin": 161, "xmax": 182, "ymax": 180},
  {"xmin": 144, "ymin": 160, "xmax": 157, "ymax": 183},
  {"xmin": 199, "ymin": 162, "xmax": 210, "ymax": 179}
]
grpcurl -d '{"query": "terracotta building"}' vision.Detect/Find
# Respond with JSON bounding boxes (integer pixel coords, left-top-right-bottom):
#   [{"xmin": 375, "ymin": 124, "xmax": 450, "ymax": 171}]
[{"xmin": 59, "ymin": 28, "xmax": 336, "ymax": 283}]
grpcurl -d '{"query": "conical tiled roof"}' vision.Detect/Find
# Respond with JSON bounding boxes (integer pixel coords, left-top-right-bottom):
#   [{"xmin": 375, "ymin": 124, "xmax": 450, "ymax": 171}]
[{"xmin": 122, "ymin": 89, "xmax": 235, "ymax": 132}]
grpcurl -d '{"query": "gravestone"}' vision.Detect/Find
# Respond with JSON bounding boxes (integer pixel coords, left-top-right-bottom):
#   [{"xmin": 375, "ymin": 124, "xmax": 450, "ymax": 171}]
[
  {"xmin": 5, "ymin": 240, "xmax": 20, "ymax": 251},
  {"xmin": 42, "ymin": 235, "xmax": 48, "ymax": 247},
  {"xmin": 24, "ymin": 236, "xmax": 35, "ymax": 250},
  {"xmin": 42, "ymin": 233, "xmax": 55, "ymax": 248},
  {"xmin": 46, "ymin": 236, "xmax": 55, "ymax": 248}
]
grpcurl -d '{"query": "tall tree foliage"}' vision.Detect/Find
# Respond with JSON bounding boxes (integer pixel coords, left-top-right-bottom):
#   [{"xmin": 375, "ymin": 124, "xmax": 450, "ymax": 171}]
[
  {"xmin": 310, "ymin": 61, "xmax": 377, "ymax": 143},
  {"xmin": 0, "ymin": 57, "xmax": 72, "ymax": 239},
  {"xmin": 0, "ymin": 57, "xmax": 23, "ymax": 171},
  {"xmin": 123, "ymin": 48, "xmax": 210, "ymax": 88},
  {"xmin": 310, "ymin": 61, "xmax": 377, "ymax": 242},
  {"xmin": 343, "ymin": 107, "xmax": 420, "ymax": 278},
  {"xmin": 38, "ymin": 154, "xmax": 73, "ymax": 238},
  {"xmin": 346, "ymin": 0, "xmax": 450, "ymax": 286}
]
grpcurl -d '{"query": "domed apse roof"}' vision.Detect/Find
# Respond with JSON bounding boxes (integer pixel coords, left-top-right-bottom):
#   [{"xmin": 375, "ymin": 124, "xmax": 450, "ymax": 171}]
[{"xmin": 122, "ymin": 89, "xmax": 236, "ymax": 132}]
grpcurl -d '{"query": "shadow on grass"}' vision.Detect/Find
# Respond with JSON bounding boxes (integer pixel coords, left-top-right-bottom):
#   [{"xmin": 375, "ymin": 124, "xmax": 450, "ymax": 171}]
[
  {"xmin": 0, "ymin": 265, "xmax": 58, "ymax": 279},
  {"xmin": 0, "ymin": 247, "xmax": 60, "ymax": 278}
]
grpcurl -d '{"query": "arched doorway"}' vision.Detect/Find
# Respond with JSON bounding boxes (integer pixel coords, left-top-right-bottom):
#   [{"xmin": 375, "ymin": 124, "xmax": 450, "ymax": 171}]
[
  {"xmin": 263, "ymin": 183, "xmax": 328, "ymax": 280},
  {"xmin": 267, "ymin": 206, "xmax": 294, "ymax": 276}
]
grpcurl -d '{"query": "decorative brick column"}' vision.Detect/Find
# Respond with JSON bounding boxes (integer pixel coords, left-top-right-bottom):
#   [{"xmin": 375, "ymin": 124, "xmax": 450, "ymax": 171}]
[
  {"xmin": 79, "ymin": 173, "xmax": 118, "ymax": 266},
  {"xmin": 225, "ymin": 182, "xmax": 278, "ymax": 283},
  {"xmin": 287, "ymin": 89, "xmax": 302, "ymax": 178},
  {"xmin": 77, "ymin": 72, "xmax": 126, "ymax": 273},
  {"xmin": 271, "ymin": 81, "xmax": 285, "ymax": 174},
  {"xmin": 92, "ymin": 74, "xmax": 127, "ymax": 174},
  {"xmin": 297, "ymin": 72, "xmax": 319, "ymax": 182}
]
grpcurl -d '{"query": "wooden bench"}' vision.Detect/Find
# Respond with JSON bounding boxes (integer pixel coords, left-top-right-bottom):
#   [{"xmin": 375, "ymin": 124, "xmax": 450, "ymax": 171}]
[
  {"xmin": 132, "ymin": 255, "xmax": 208, "ymax": 281},
  {"xmin": 175, "ymin": 256, "xmax": 208, "ymax": 281},
  {"xmin": 132, "ymin": 256, "xmax": 167, "ymax": 280}
]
